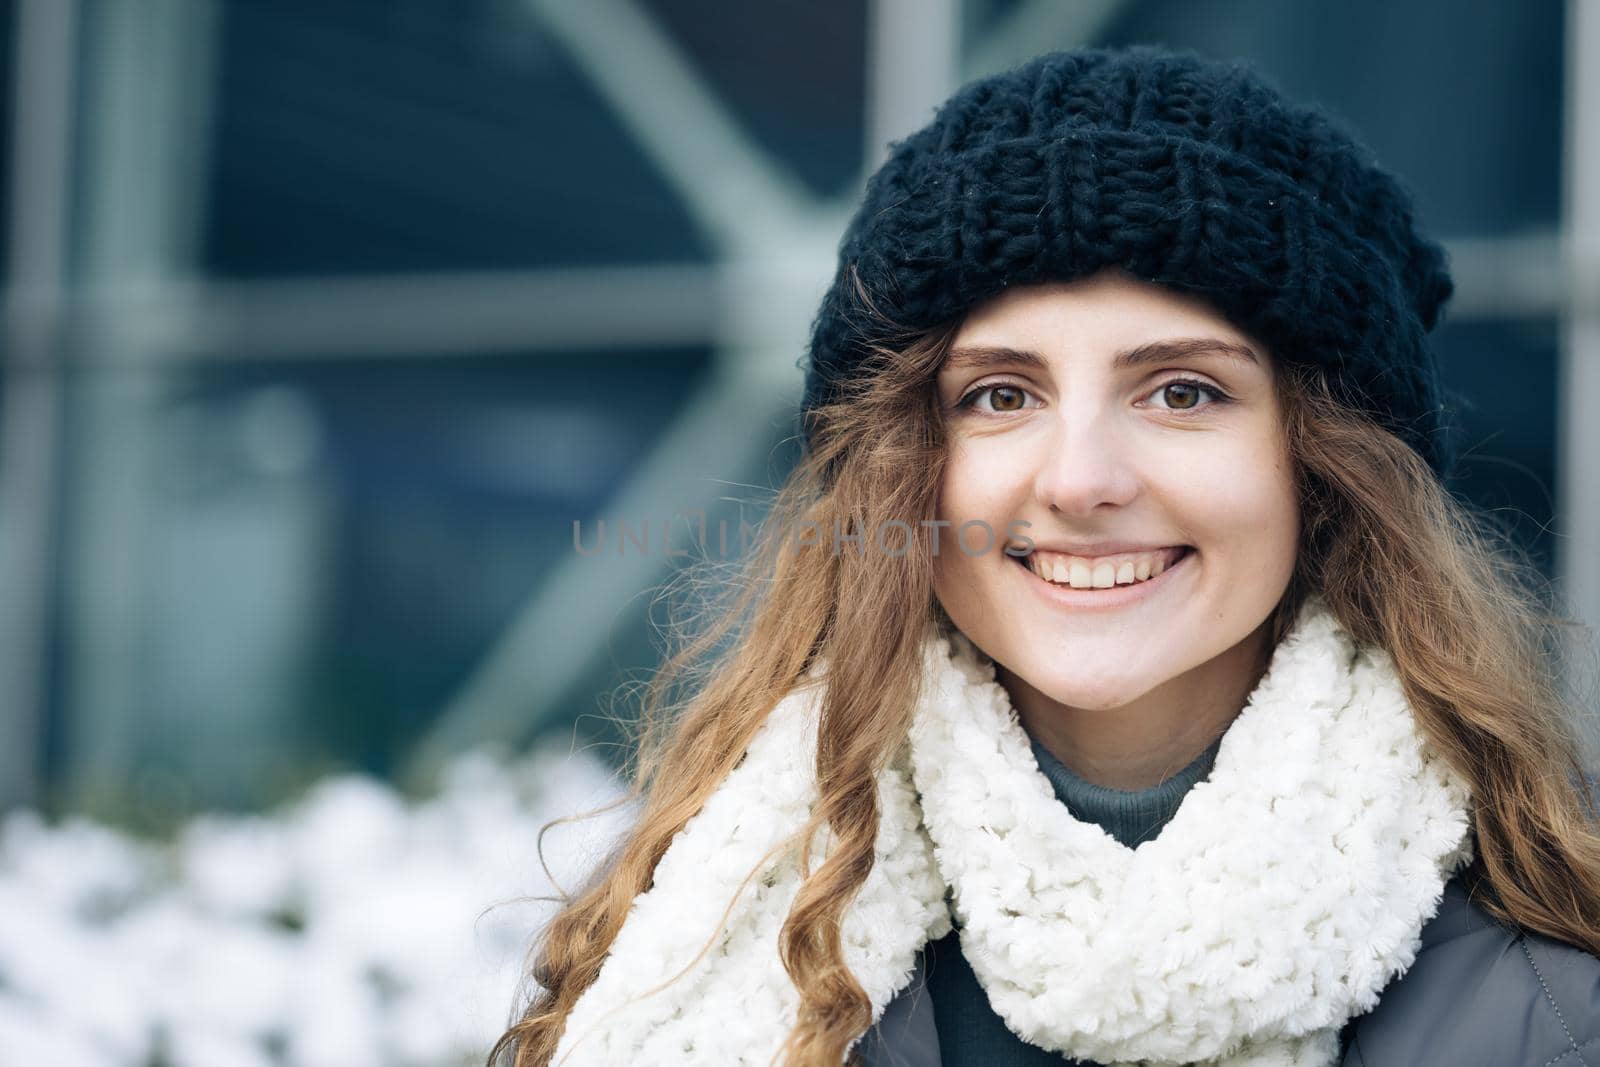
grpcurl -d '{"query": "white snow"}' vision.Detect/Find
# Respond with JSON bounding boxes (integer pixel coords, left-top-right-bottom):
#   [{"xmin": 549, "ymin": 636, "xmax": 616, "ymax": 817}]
[{"xmin": 0, "ymin": 745, "xmax": 635, "ymax": 1067}]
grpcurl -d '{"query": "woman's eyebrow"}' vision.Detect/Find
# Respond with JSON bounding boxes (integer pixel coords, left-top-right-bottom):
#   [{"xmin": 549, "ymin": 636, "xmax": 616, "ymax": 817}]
[
  {"xmin": 941, "ymin": 345, "xmax": 1051, "ymax": 372},
  {"xmin": 943, "ymin": 338, "xmax": 1261, "ymax": 372},
  {"xmin": 1111, "ymin": 338, "xmax": 1262, "ymax": 369}
]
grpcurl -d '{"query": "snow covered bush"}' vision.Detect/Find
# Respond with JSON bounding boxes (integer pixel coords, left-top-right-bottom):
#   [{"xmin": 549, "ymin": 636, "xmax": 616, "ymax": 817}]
[{"xmin": 0, "ymin": 746, "xmax": 634, "ymax": 1067}]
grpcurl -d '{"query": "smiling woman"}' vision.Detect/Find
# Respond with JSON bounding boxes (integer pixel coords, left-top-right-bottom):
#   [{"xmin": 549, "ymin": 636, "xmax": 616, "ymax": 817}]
[
  {"xmin": 932, "ymin": 273, "xmax": 1297, "ymax": 790},
  {"xmin": 491, "ymin": 45, "xmax": 1600, "ymax": 1067}
]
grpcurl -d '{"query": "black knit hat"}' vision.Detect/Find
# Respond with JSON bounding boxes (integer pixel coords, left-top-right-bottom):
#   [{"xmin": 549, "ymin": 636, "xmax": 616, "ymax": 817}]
[{"xmin": 799, "ymin": 44, "xmax": 1463, "ymax": 480}]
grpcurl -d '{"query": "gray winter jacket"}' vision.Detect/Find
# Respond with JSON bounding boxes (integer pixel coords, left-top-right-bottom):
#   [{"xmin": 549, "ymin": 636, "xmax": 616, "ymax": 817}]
[{"xmin": 857, "ymin": 871, "xmax": 1600, "ymax": 1067}]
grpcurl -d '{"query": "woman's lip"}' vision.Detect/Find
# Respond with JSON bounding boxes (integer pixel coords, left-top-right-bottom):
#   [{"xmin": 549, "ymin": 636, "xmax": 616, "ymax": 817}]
[{"xmin": 1012, "ymin": 545, "xmax": 1194, "ymax": 609}]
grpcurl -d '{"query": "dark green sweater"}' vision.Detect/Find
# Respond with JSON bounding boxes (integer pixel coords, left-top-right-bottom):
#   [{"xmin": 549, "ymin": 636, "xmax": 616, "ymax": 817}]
[{"xmin": 923, "ymin": 729, "xmax": 1225, "ymax": 1065}]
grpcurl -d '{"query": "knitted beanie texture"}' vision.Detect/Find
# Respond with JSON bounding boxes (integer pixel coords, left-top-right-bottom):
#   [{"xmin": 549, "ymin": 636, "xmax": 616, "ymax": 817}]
[{"xmin": 799, "ymin": 44, "xmax": 1462, "ymax": 479}]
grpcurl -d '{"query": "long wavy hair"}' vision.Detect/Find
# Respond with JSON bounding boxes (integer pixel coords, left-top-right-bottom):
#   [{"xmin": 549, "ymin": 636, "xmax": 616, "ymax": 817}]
[{"xmin": 488, "ymin": 270, "xmax": 1600, "ymax": 1067}]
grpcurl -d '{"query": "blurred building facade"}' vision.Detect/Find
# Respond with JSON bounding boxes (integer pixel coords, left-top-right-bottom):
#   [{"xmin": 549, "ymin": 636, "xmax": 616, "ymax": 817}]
[{"xmin": 0, "ymin": 0, "xmax": 1594, "ymax": 827}]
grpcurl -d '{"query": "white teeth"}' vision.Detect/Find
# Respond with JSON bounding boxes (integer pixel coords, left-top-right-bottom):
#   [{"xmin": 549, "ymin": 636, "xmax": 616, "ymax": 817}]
[{"xmin": 1026, "ymin": 547, "xmax": 1185, "ymax": 589}]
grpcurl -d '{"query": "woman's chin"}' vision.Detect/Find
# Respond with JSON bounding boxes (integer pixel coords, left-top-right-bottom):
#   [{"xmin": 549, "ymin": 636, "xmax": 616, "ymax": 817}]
[{"xmin": 1003, "ymin": 661, "xmax": 1155, "ymax": 713}]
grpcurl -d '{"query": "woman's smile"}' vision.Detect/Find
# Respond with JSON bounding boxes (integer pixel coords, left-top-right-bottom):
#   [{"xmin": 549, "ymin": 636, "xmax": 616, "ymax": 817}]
[{"xmin": 1010, "ymin": 543, "xmax": 1197, "ymax": 611}]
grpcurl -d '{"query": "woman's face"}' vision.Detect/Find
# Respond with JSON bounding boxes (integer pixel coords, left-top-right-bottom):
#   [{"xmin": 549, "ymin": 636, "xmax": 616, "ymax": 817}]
[{"xmin": 931, "ymin": 267, "xmax": 1299, "ymax": 722}]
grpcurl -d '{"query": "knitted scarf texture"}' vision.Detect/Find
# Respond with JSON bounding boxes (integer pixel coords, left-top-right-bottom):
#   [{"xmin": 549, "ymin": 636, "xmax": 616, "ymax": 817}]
[{"xmin": 550, "ymin": 593, "xmax": 1476, "ymax": 1066}]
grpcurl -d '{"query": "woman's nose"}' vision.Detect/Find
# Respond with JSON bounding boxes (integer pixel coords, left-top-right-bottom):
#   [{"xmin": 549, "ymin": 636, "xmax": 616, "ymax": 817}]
[{"xmin": 1031, "ymin": 409, "xmax": 1141, "ymax": 517}]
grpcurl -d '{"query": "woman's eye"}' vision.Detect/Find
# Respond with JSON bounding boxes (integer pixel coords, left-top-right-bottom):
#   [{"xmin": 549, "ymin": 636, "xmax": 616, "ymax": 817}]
[
  {"xmin": 1147, "ymin": 377, "xmax": 1230, "ymax": 413},
  {"xmin": 956, "ymin": 383, "xmax": 1037, "ymax": 414}
]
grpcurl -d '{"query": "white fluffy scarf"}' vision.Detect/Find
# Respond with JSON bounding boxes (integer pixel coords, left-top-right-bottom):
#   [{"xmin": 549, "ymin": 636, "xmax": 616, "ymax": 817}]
[{"xmin": 550, "ymin": 593, "xmax": 1476, "ymax": 1066}]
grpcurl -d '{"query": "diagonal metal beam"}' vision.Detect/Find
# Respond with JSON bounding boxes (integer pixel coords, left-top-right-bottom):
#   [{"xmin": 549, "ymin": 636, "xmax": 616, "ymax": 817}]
[
  {"xmin": 526, "ymin": 0, "xmax": 815, "ymax": 253},
  {"xmin": 402, "ymin": 356, "xmax": 801, "ymax": 785}
]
